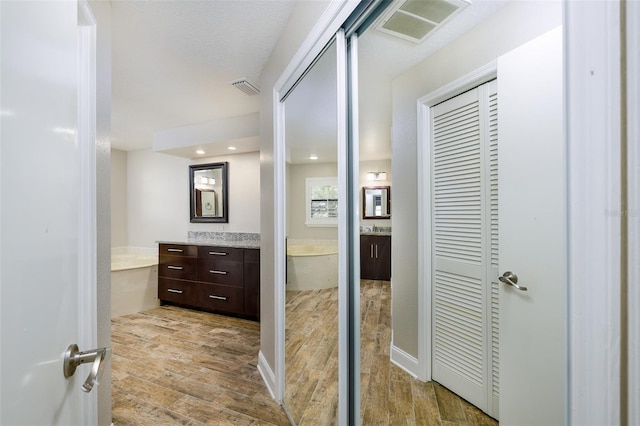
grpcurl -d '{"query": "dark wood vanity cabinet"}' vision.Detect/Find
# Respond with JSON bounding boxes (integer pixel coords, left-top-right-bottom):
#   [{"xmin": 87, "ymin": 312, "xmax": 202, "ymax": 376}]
[
  {"xmin": 360, "ymin": 235, "xmax": 391, "ymax": 281},
  {"xmin": 158, "ymin": 243, "xmax": 259, "ymax": 321}
]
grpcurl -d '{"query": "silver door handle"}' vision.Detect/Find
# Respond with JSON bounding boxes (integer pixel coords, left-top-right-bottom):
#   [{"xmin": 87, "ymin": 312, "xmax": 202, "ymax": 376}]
[
  {"xmin": 167, "ymin": 265, "xmax": 183, "ymax": 270},
  {"xmin": 167, "ymin": 248, "xmax": 183, "ymax": 253},
  {"xmin": 63, "ymin": 344, "xmax": 111, "ymax": 393},
  {"xmin": 209, "ymin": 270, "xmax": 227, "ymax": 275},
  {"xmin": 499, "ymin": 271, "xmax": 528, "ymax": 291}
]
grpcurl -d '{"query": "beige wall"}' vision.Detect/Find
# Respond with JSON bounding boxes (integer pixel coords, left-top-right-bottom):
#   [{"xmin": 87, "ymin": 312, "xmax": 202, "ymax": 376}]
[
  {"xmin": 359, "ymin": 159, "xmax": 392, "ymax": 226},
  {"xmin": 285, "ymin": 159, "xmax": 391, "ymax": 240},
  {"xmin": 287, "ymin": 162, "xmax": 338, "ymax": 241},
  {"xmin": 390, "ymin": 1, "xmax": 562, "ymax": 358},
  {"xmin": 110, "ymin": 148, "xmax": 127, "ymax": 247}
]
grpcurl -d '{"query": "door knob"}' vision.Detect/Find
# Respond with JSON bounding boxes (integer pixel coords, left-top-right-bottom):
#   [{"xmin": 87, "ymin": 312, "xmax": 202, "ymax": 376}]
[
  {"xmin": 499, "ymin": 271, "xmax": 528, "ymax": 291},
  {"xmin": 63, "ymin": 344, "xmax": 111, "ymax": 393}
]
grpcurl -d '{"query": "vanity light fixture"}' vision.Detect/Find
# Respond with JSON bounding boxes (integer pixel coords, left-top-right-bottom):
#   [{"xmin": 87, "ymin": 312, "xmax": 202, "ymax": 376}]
[
  {"xmin": 309, "ymin": 155, "xmax": 319, "ymax": 160},
  {"xmin": 200, "ymin": 176, "xmax": 216, "ymax": 185},
  {"xmin": 228, "ymin": 146, "xmax": 237, "ymax": 151},
  {"xmin": 366, "ymin": 171, "xmax": 387, "ymax": 181},
  {"xmin": 196, "ymin": 149, "xmax": 205, "ymax": 155}
]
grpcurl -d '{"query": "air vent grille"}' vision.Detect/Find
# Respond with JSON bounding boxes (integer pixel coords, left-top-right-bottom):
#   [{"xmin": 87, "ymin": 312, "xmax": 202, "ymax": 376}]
[
  {"xmin": 376, "ymin": 0, "xmax": 470, "ymax": 44},
  {"xmin": 231, "ymin": 79, "xmax": 260, "ymax": 96}
]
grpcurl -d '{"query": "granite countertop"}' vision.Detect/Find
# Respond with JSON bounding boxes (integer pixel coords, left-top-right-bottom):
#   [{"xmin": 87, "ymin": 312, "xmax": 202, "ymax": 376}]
[
  {"xmin": 158, "ymin": 239, "xmax": 261, "ymax": 249},
  {"xmin": 360, "ymin": 232, "xmax": 392, "ymax": 237},
  {"xmin": 158, "ymin": 232, "xmax": 260, "ymax": 249}
]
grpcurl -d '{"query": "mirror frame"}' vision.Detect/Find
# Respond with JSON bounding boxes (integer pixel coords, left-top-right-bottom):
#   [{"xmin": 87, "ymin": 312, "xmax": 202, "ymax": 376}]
[
  {"xmin": 189, "ymin": 162, "xmax": 228, "ymax": 223},
  {"xmin": 362, "ymin": 185, "xmax": 391, "ymax": 219}
]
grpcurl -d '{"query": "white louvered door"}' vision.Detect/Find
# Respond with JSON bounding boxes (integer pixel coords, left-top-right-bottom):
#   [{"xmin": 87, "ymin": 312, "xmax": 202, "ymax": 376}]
[{"xmin": 431, "ymin": 80, "xmax": 498, "ymax": 418}]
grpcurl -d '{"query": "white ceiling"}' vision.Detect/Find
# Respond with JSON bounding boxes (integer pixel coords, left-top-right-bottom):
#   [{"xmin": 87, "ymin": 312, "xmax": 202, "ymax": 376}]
[
  {"xmin": 111, "ymin": 0, "xmax": 296, "ymax": 153},
  {"xmin": 111, "ymin": 0, "xmax": 508, "ymax": 160}
]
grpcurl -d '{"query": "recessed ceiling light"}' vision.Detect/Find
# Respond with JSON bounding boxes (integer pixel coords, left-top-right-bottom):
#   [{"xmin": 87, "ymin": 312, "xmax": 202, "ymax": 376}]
[
  {"xmin": 228, "ymin": 146, "xmax": 237, "ymax": 151},
  {"xmin": 309, "ymin": 155, "xmax": 318, "ymax": 160},
  {"xmin": 196, "ymin": 149, "xmax": 205, "ymax": 155}
]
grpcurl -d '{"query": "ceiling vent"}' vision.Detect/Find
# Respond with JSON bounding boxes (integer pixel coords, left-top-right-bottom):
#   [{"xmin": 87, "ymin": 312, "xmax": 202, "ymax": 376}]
[
  {"xmin": 375, "ymin": 0, "xmax": 470, "ymax": 44},
  {"xmin": 231, "ymin": 78, "xmax": 260, "ymax": 96}
]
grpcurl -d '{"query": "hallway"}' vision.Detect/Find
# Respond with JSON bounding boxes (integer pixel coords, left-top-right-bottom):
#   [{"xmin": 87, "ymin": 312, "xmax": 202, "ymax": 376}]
[{"xmin": 112, "ymin": 283, "xmax": 497, "ymax": 425}]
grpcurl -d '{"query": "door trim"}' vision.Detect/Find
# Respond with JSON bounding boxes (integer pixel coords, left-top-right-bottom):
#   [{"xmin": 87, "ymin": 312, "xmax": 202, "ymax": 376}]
[
  {"xmin": 628, "ymin": 2, "xmax": 640, "ymax": 423},
  {"xmin": 269, "ymin": 0, "xmax": 359, "ymax": 412},
  {"xmin": 77, "ymin": 1, "xmax": 98, "ymax": 423},
  {"xmin": 415, "ymin": 61, "xmax": 497, "ymax": 383},
  {"xmin": 565, "ymin": 2, "xmax": 625, "ymax": 424}
]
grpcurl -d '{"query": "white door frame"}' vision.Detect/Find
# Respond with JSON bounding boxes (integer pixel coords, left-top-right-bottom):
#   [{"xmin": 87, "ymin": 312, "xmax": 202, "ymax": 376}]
[
  {"xmin": 268, "ymin": 2, "xmax": 359, "ymax": 417},
  {"xmin": 416, "ymin": 61, "xmax": 497, "ymax": 383},
  {"xmin": 628, "ymin": 1, "xmax": 640, "ymax": 423},
  {"xmin": 77, "ymin": 0, "xmax": 99, "ymax": 423},
  {"xmin": 413, "ymin": 3, "xmax": 631, "ymax": 424}
]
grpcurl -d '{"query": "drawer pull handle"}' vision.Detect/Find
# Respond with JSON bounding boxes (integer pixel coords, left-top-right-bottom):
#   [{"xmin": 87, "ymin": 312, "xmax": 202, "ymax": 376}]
[
  {"xmin": 167, "ymin": 248, "xmax": 183, "ymax": 253},
  {"xmin": 209, "ymin": 295, "xmax": 228, "ymax": 301},
  {"xmin": 209, "ymin": 251, "xmax": 227, "ymax": 256},
  {"xmin": 167, "ymin": 289, "xmax": 183, "ymax": 294},
  {"xmin": 167, "ymin": 265, "xmax": 183, "ymax": 270},
  {"xmin": 209, "ymin": 270, "xmax": 227, "ymax": 275}
]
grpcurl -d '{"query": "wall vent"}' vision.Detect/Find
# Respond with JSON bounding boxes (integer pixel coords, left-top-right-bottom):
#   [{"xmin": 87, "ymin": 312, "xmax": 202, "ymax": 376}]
[
  {"xmin": 376, "ymin": 0, "xmax": 470, "ymax": 44},
  {"xmin": 231, "ymin": 78, "xmax": 260, "ymax": 96}
]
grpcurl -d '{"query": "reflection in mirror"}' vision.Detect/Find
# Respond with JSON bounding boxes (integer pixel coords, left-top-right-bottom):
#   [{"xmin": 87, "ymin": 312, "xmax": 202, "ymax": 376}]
[
  {"xmin": 283, "ymin": 40, "xmax": 339, "ymax": 423},
  {"xmin": 189, "ymin": 162, "xmax": 228, "ymax": 223},
  {"xmin": 362, "ymin": 186, "xmax": 391, "ymax": 219}
]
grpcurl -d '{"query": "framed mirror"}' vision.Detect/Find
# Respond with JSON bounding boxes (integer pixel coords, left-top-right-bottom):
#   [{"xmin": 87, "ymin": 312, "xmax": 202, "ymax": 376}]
[
  {"xmin": 189, "ymin": 162, "xmax": 228, "ymax": 223},
  {"xmin": 362, "ymin": 186, "xmax": 391, "ymax": 219}
]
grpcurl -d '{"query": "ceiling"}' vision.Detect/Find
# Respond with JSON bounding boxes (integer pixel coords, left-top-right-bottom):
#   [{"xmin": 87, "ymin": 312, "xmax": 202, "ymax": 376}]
[
  {"xmin": 111, "ymin": 0, "xmax": 508, "ymax": 161},
  {"xmin": 111, "ymin": 0, "xmax": 296, "ymax": 154}
]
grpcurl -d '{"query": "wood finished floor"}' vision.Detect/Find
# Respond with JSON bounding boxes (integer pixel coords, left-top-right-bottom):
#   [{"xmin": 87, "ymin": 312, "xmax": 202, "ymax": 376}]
[
  {"xmin": 112, "ymin": 281, "xmax": 498, "ymax": 425},
  {"xmin": 111, "ymin": 306, "xmax": 289, "ymax": 425},
  {"xmin": 283, "ymin": 280, "xmax": 497, "ymax": 425}
]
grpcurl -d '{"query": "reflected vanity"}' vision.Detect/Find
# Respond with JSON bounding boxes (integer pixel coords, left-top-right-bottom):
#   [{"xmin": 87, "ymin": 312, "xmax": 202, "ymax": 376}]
[
  {"xmin": 189, "ymin": 162, "xmax": 228, "ymax": 223},
  {"xmin": 362, "ymin": 186, "xmax": 391, "ymax": 219}
]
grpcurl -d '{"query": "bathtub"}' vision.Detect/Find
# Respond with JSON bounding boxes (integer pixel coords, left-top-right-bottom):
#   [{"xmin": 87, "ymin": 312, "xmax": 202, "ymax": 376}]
[
  {"xmin": 286, "ymin": 240, "xmax": 338, "ymax": 291},
  {"xmin": 111, "ymin": 247, "xmax": 159, "ymax": 317}
]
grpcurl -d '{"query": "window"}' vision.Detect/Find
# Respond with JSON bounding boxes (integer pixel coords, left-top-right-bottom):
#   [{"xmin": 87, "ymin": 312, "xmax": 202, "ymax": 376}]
[{"xmin": 306, "ymin": 177, "xmax": 338, "ymax": 226}]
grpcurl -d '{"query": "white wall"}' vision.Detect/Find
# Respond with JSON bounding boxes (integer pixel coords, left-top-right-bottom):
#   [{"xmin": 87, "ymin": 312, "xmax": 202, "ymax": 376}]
[
  {"xmin": 110, "ymin": 148, "xmax": 127, "ymax": 247},
  {"xmin": 191, "ymin": 151, "xmax": 260, "ymax": 234},
  {"xmin": 122, "ymin": 149, "xmax": 260, "ymax": 249},
  {"xmin": 126, "ymin": 149, "xmax": 190, "ymax": 247},
  {"xmin": 390, "ymin": 1, "xmax": 562, "ymax": 358}
]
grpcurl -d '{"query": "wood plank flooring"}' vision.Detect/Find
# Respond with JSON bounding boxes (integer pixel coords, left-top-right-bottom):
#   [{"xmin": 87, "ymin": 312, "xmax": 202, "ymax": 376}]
[
  {"xmin": 112, "ymin": 281, "xmax": 498, "ymax": 425},
  {"xmin": 111, "ymin": 306, "xmax": 290, "ymax": 425},
  {"xmin": 283, "ymin": 280, "xmax": 499, "ymax": 425}
]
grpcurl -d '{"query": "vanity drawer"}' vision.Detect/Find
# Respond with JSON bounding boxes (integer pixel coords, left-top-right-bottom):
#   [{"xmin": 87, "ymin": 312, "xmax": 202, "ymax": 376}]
[
  {"xmin": 197, "ymin": 258, "xmax": 244, "ymax": 286},
  {"xmin": 159, "ymin": 255, "xmax": 197, "ymax": 280},
  {"xmin": 158, "ymin": 278, "xmax": 196, "ymax": 305},
  {"xmin": 197, "ymin": 246, "xmax": 243, "ymax": 262},
  {"xmin": 195, "ymin": 283, "xmax": 244, "ymax": 314},
  {"xmin": 244, "ymin": 248, "xmax": 260, "ymax": 262},
  {"xmin": 159, "ymin": 244, "xmax": 197, "ymax": 257}
]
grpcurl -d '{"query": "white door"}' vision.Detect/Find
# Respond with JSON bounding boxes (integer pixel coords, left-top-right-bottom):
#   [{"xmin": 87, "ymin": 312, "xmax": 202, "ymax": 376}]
[
  {"xmin": 498, "ymin": 27, "xmax": 565, "ymax": 425},
  {"xmin": 430, "ymin": 79, "xmax": 499, "ymax": 418},
  {"xmin": 1, "ymin": 1, "xmax": 98, "ymax": 424}
]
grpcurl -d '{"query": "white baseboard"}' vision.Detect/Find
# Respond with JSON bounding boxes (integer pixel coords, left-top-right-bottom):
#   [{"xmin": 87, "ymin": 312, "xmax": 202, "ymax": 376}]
[
  {"xmin": 390, "ymin": 344, "xmax": 419, "ymax": 379},
  {"xmin": 257, "ymin": 351, "xmax": 277, "ymax": 401}
]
